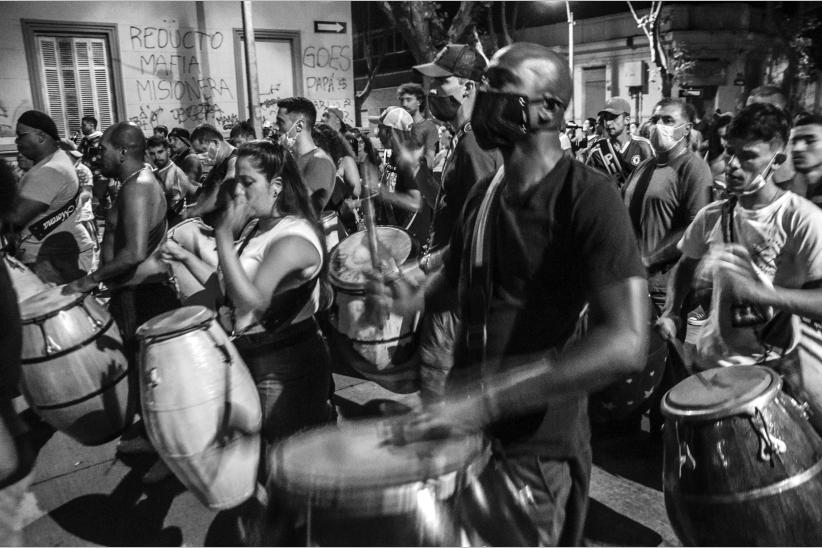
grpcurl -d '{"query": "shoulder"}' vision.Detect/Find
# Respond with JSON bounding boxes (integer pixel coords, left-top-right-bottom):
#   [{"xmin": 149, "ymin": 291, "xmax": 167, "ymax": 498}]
[{"xmin": 630, "ymin": 134, "xmax": 652, "ymax": 147}]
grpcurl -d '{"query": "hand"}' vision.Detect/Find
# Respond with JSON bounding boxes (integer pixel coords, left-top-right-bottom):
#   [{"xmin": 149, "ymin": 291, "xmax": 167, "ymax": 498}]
[
  {"xmin": 62, "ymin": 275, "xmax": 97, "ymax": 295},
  {"xmin": 392, "ymin": 133, "xmax": 424, "ymax": 172},
  {"xmin": 365, "ymin": 265, "xmax": 425, "ymax": 317},
  {"xmin": 655, "ymin": 313, "xmax": 680, "ymax": 342},
  {"xmin": 159, "ymin": 239, "xmax": 189, "ymax": 263},
  {"xmin": 215, "ymin": 194, "xmax": 250, "ymax": 237},
  {"xmin": 387, "ymin": 394, "xmax": 488, "ymax": 446},
  {"xmin": 711, "ymin": 244, "xmax": 768, "ymax": 303}
]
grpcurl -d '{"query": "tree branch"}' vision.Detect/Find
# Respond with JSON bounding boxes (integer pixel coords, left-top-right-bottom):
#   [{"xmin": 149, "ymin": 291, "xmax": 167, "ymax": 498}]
[{"xmin": 501, "ymin": 1, "xmax": 513, "ymax": 46}]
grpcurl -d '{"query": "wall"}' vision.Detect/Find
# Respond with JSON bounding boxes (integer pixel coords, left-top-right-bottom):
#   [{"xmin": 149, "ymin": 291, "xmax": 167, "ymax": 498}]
[{"xmin": 0, "ymin": 1, "xmax": 354, "ymax": 152}]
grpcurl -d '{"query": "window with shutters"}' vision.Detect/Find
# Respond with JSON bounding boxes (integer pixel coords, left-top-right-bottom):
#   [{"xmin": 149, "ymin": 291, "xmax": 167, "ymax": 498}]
[
  {"xmin": 21, "ymin": 20, "xmax": 125, "ymax": 141},
  {"xmin": 37, "ymin": 36, "xmax": 115, "ymax": 138}
]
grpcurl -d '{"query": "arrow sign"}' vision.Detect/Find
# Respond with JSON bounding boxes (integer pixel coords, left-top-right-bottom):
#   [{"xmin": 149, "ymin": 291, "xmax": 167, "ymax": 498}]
[{"xmin": 314, "ymin": 21, "xmax": 346, "ymax": 34}]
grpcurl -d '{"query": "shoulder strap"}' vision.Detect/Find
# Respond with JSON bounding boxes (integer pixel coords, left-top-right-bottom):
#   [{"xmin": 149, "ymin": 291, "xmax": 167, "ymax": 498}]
[
  {"xmin": 627, "ymin": 160, "xmax": 657, "ymax": 236},
  {"xmin": 464, "ymin": 167, "xmax": 505, "ymax": 366}
]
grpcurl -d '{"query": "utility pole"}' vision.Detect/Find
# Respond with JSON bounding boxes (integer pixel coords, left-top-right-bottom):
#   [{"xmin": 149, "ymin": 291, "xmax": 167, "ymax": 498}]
[{"xmin": 242, "ymin": 1, "xmax": 262, "ymax": 138}]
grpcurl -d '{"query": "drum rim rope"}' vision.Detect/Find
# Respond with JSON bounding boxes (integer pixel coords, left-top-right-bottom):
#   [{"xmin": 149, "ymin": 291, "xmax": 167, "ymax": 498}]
[
  {"xmin": 21, "ymin": 317, "xmax": 116, "ymax": 364},
  {"xmin": 661, "ymin": 366, "xmax": 782, "ymax": 422}
]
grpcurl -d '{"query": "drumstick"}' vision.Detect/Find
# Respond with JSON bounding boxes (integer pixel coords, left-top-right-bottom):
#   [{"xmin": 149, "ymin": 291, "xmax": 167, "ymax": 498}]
[{"xmin": 358, "ymin": 160, "xmax": 383, "ymax": 275}]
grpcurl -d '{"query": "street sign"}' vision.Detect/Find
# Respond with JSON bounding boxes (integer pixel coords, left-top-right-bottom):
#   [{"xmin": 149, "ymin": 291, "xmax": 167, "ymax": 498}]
[
  {"xmin": 678, "ymin": 88, "xmax": 703, "ymax": 98},
  {"xmin": 314, "ymin": 21, "xmax": 347, "ymax": 34}
]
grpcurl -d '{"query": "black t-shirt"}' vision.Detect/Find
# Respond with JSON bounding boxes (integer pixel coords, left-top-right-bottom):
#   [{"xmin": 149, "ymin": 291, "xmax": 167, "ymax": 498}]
[
  {"xmin": 443, "ymin": 156, "xmax": 645, "ymax": 456},
  {"xmin": 377, "ymin": 159, "xmax": 433, "ymax": 245},
  {"xmin": 0, "ymin": 261, "xmax": 22, "ymax": 399},
  {"xmin": 430, "ymin": 124, "xmax": 502, "ymax": 252}
]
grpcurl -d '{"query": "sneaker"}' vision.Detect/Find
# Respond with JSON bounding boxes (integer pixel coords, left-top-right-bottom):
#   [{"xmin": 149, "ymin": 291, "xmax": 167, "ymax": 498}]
[
  {"xmin": 116, "ymin": 435, "xmax": 156, "ymax": 455},
  {"xmin": 142, "ymin": 459, "xmax": 173, "ymax": 484}
]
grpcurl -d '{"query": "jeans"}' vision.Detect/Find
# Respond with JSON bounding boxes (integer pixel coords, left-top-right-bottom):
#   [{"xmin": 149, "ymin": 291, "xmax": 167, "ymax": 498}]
[{"xmin": 234, "ymin": 325, "xmax": 332, "ymax": 482}]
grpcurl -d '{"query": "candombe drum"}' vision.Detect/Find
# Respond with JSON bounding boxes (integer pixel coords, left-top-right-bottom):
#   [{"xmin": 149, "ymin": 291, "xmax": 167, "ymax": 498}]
[
  {"xmin": 4, "ymin": 254, "xmax": 46, "ymax": 302},
  {"xmin": 326, "ymin": 227, "xmax": 421, "ymax": 393},
  {"xmin": 164, "ymin": 218, "xmax": 221, "ymax": 308},
  {"xmin": 320, "ymin": 210, "xmax": 346, "ymax": 252},
  {"xmin": 267, "ymin": 419, "xmax": 501, "ymax": 546},
  {"xmin": 137, "ymin": 306, "xmax": 261, "ymax": 510},
  {"xmin": 661, "ymin": 366, "xmax": 822, "ymax": 546},
  {"xmin": 590, "ymin": 298, "xmax": 667, "ymax": 421},
  {"xmin": 18, "ymin": 286, "xmax": 131, "ymax": 445}
]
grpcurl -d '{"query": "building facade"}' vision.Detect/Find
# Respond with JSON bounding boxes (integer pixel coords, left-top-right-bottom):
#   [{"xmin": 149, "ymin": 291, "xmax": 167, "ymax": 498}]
[{"xmin": 0, "ymin": 1, "xmax": 355, "ymax": 157}]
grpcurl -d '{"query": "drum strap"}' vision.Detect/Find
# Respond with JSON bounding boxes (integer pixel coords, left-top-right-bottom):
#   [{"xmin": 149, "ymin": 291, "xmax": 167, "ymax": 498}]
[
  {"xmin": 26, "ymin": 187, "xmax": 82, "ymax": 241},
  {"xmin": 465, "ymin": 167, "xmax": 505, "ymax": 367}
]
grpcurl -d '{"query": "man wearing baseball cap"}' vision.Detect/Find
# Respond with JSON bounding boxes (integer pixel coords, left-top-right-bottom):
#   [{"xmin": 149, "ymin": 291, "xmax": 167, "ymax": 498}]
[
  {"xmin": 585, "ymin": 96, "xmax": 653, "ymax": 187},
  {"xmin": 10, "ymin": 110, "xmax": 96, "ymax": 283},
  {"xmin": 168, "ymin": 127, "xmax": 202, "ymax": 189},
  {"xmin": 412, "ymin": 44, "xmax": 503, "ymax": 400}
]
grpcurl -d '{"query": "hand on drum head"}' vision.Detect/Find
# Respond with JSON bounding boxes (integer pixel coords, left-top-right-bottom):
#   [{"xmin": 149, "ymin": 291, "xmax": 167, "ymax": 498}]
[
  {"xmin": 62, "ymin": 275, "xmax": 97, "ymax": 295},
  {"xmin": 385, "ymin": 394, "xmax": 489, "ymax": 447},
  {"xmin": 364, "ymin": 266, "xmax": 426, "ymax": 317}
]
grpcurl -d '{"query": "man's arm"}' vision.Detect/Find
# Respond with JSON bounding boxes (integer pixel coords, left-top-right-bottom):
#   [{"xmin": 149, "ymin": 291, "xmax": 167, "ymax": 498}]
[
  {"xmin": 179, "ymin": 154, "xmax": 203, "ymax": 188},
  {"xmin": 656, "ymin": 256, "xmax": 699, "ymax": 340},
  {"xmin": 8, "ymin": 198, "xmax": 48, "ymax": 229}
]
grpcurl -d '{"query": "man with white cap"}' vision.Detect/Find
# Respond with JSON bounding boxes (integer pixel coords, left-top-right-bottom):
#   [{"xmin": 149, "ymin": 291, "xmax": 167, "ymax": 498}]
[
  {"xmin": 412, "ymin": 43, "xmax": 503, "ymax": 399},
  {"xmin": 370, "ymin": 106, "xmax": 432, "ymax": 244},
  {"xmin": 586, "ymin": 96, "xmax": 653, "ymax": 187}
]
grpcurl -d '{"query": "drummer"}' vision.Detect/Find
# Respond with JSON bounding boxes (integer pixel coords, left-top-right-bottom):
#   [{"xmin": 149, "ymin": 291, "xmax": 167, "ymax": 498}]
[
  {"xmin": 160, "ymin": 140, "xmax": 332, "ymax": 475},
  {"xmin": 374, "ymin": 43, "xmax": 648, "ymax": 545},
  {"xmin": 657, "ymin": 103, "xmax": 822, "ymax": 370},
  {"xmin": 64, "ymin": 122, "xmax": 180, "ymax": 483}
]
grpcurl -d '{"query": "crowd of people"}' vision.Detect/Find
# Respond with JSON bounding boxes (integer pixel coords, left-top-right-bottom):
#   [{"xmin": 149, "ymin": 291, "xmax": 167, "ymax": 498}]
[{"xmin": 1, "ymin": 36, "xmax": 822, "ymax": 546}]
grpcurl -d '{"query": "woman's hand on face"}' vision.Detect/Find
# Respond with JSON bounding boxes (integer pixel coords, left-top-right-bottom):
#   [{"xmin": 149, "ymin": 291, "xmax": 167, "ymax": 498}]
[{"xmin": 216, "ymin": 193, "xmax": 249, "ymax": 236}]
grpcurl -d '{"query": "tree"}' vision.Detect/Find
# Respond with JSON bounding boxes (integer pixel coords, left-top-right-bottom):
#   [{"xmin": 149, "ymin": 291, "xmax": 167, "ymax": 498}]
[
  {"xmin": 377, "ymin": 1, "xmax": 488, "ymax": 63},
  {"xmin": 354, "ymin": 6, "xmax": 384, "ymax": 126}
]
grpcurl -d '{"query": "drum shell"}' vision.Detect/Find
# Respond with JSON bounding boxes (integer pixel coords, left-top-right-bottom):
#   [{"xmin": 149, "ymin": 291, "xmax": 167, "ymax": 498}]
[
  {"xmin": 327, "ymin": 227, "xmax": 421, "ymax": 393},
  {"xmin": 590, "ymin": 298, "xmax": 666, "ymax": 421},
  {"xmin": 19, "ymin": 293, "xmax": 131, "ymax": 446},
  {"xmin": 139, "ymin": 314, "xmax": 262, "ymax": 510},
  {"xmin": 267, "ymin": 421, "xmax": 488, "ymax": 546},
  {"xmin": 663, "ymin": 390, "xmax": 822, "ymax": 545},
  {"xmin": 166, "ymin": 218, "xmax": 221, "ymax": 308},
  {"xmin": 4, "ymin": 255, "xmax": 46, "ymax": 303}
]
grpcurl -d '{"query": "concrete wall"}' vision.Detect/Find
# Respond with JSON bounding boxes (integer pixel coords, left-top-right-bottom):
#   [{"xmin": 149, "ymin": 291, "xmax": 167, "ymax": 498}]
[{"xmin": 0, "ymin": 1, "xmax": 354, "ymax": 153}]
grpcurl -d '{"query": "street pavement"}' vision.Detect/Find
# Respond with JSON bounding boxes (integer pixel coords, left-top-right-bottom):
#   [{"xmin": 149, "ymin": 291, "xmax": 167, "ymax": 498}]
[{"xmin": 16, "ymin": 373, "xmax": 680, "ymax": 547}]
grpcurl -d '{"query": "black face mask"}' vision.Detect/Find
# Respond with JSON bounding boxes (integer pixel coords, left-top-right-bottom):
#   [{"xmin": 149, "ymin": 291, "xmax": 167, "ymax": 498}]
[
  {"xmin": 471, "ymin": 90, "xmax": 564, "ymax": 150},
  {"xmin": 428, "ymin": 92, "xmax": 461, "ymax": 122}
]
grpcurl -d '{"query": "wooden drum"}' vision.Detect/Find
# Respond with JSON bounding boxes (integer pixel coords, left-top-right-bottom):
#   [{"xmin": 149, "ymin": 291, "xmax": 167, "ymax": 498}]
[
  {"xmin": 4, "ymin": 255, "xmax": 46, "ymax": 303},
  {"xmin": 18, "ymin": 287, "xmax": 131, "ymax": 445},
  {"xmin": 137, "ymin": 306, "xmax": 261, "ymax": 510},
  {"xmin": 661, "ymin": 366, "xmax": 822, "ymax": 546},
  {"xmin": 326, "ymin": 227, "xmax": 420, "ymax": 393},
  {"xmin": 267, "ymin": 419, "xmax": 491, "ymax": 546},
  {"xmin": 165, "ymin": 218, "xmax": 221, "ymax": 308}
]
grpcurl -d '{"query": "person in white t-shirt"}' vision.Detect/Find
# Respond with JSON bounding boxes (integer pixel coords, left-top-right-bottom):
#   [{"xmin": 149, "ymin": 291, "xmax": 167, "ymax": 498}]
[
  {"xmin": 10, "ymin": 110, "xmax": 95, "ymax": 283},
  {"xmin": 659, "ymin": 103, "xmax": 822, "ymax": 372}
]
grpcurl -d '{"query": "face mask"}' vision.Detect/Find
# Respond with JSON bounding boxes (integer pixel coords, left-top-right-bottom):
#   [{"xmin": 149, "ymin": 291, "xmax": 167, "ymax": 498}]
[
  {"xmin": 428, "ymin": 92, "xmax": 461, "ymax": 123},
  {"xmin": 728, "ymin": 151, "xmax": 784, "ymax": 196},
  {"xmin": 471, "ymin": 90, "xmax": 531, "ymax": 150},
  {"xmin": 653, "ymin": 122, "xmax": 687, "ymax": 152},
  {"xmin": 278, "ymin": 120, "xmax": 299, "ymax": 151}
]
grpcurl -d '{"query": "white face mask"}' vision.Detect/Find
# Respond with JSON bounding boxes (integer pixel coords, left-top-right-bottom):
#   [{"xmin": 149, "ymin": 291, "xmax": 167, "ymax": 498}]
[
  {"xmin": 729, "ymin": 151, "xmax": 782, "ymax": 196},
  {"xmin": 278, "ymin": 120, "xmax": 299, "ymax": 151},
  {"xmin": 653, "ymin": 122, "xmax": 687, "ymax": 152}
]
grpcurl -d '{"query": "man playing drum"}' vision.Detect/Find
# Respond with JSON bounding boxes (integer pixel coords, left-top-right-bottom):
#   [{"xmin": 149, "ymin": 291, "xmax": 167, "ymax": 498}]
[
  {"xmin": 658, "ymin": 104, "xmax": 822, "ymax": 410},
  {"xmin": 64, "ymin": 122, "xmax": 180, "ymax": 483},
  {"xmin": 374, "ymin": 43, "xmax": 648, "ymax": 545}
]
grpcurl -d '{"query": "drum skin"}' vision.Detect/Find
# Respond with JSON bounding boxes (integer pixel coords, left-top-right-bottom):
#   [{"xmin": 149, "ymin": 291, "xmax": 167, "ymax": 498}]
[
  {"xmin": 327, "ymin": 227, "xmax": 420, "ymax": 393},
  {"xmin": 590, "ymin": 299, "xmax": 666, "ymax": 421},
  {"xmin": 662, "ymin": 366, "xmax": 822, "ymax": 546},
  {"xmin": 138, "ymin": 306, "xmax": 261, "ymax": 510},
  {"xmin": 165, "ymin": 218, "xmax": 222, "ymax": 308},
  {"xmin": 18, "ymin": 288, "xmax": 131, "ymax": 446},
  {"xmin": 4, "ymin": 255, "xmax": 46, "ymax": 303},
  {"xmin": 267, "ymin": 419, "xmax": 488, "ymax": 546}
]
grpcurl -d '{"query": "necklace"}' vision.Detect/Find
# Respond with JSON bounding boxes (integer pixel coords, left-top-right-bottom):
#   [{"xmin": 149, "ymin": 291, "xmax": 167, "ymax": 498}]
[{"xmin": 120, "ymin": 165, "xmax": 146, "ymax": 185}]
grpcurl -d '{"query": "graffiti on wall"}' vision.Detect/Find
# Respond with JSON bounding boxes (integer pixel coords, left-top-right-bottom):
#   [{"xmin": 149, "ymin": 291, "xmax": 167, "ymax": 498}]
[
  {"xmin": 301, "ymin": 44, "xmax": 354, "ymax": 123},
  {"xmin": 128, "ymin": 21, "xmax": 237, "ymax": 130}
]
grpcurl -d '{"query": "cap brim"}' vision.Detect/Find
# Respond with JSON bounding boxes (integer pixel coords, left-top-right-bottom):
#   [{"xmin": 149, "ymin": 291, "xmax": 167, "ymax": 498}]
[
  {"xmin": 598, "ymin": 108, "xmax": 624, "ymax": 116},
  {"xmin": 413, "ymin": 62, "xmax": 453, "ymax": 78},
  {"xmin": 69, "ymin": 150, "xmax": 82, "ymax": 158},
  {"xmin": 367, "ymin": 115, "xmax": 381, "ymax": 124}
]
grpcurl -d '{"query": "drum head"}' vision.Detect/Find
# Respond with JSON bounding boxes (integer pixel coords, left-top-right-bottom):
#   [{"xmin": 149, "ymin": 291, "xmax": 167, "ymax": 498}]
[
  {"xmin": 19, "ymin": 286, "xmax": 84, "ymax": 322},
  {"xmin": 137, "ymin": 305, "xmax": 214, "ymax": 340},
  {"xmin": 270, "ymin": 419, "xmax": 487, "ymax": 510},
  {"xmin": 662, "ymin": 366, "xmax": 781, "ymax": 421},
  {"xmin": 329, "ymin": 227, "xmax": 413, "ymax": 291}
]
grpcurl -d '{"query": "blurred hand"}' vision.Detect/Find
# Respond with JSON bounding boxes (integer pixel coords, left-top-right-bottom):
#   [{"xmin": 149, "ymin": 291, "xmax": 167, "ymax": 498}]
[
  {"xmin": 62, "ymin": 275, "xmax": 97, "ymax": 295},
  {"xmin": 215, "ymin": 193, "xmax": 250, "ymax": 237},
  {"xmin": 159, "ymin": 239, "xmax": 188, "ymax": 264},
  {"xmin": 655, "ymin": 313, "xmax": 680, "ymax": 342},
  {"xmin": 711, "ymin": 243, "xmax": 766, "ymax": 303}
]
